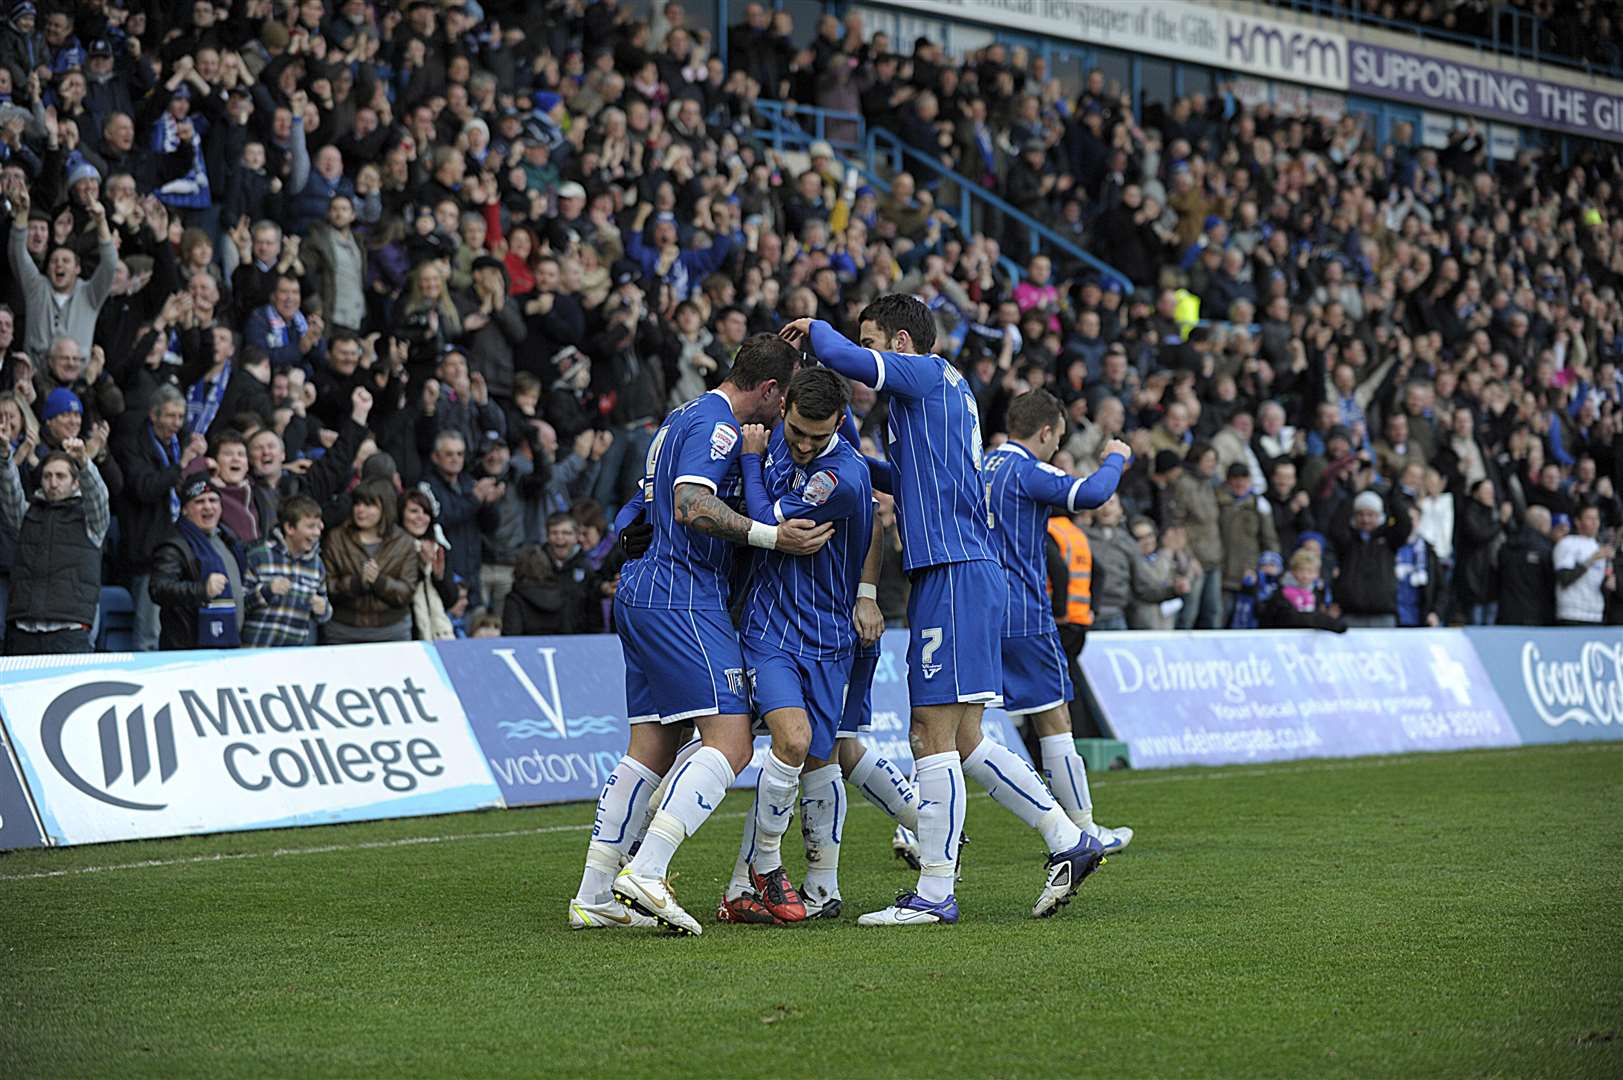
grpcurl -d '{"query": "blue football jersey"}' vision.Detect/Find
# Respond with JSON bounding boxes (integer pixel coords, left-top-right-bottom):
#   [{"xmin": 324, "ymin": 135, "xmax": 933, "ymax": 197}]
[
  {"xmin": 617, "ymin": 390, "xmax": 746, "ymax": 611},
  {"xmin": 739, "ymin": 425, "xmax": 874, "ymax": 659},
  {"xmin": 985, "ymin": 443, "xmax": 1124, "ymax": 637},
  {"xmin": 809, "ymin": 321, "xmax": 997, "ymax": 573}
]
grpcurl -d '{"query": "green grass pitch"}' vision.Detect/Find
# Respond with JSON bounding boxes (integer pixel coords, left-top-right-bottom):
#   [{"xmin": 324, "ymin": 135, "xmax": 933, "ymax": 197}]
[{"xmin": 2, "ymin": 743, "xmax": 1620, "ymax": 1079}]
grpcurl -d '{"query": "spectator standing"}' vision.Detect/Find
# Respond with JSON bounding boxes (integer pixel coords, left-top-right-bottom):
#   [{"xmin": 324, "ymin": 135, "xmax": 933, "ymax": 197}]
[
  {"xmin": 1553, "ymin": 504, "xmax": 1614, "ymax": 626},
  {"xmin": 1124, "ymin": 517, "xmax": 1189, "ymax": 630},
  {"xmin": 543, "ymin": 512, "xmax": 601, "ymax": 630},
  {"xmin": 401, "ymin": 488, "xmax": 457, "ymax": 641},
  {"xmin": 473, "ymin": 435, "xmax": 527, "ymax": 615},
  {"xmin": 302, "ymin": 195, "xmax": 369, "ymax": 335},
  {"xmin": 1393, "ymin": 507, "xmax": 1444, "ymax": 629},
  {"xmin": 458, "ymin": 255, "xmax": 526, "ymax": 405},
  {"xmin": 0, "ymin": 436, "xmax": 106, "ymax": 654},
  {"xmin": 1456, "ymin": 479, "xmax": 1507, "ymax": 626},
  {"xmin": 1171, "ymin": 443, "xmax": 1223, "ymax": 628},
  {"xmin": 1497, "ymin": 506, "xmax": 1556, "ymax": 627},
  {"xmin": 1266, "ymin": 460, "xmax": 1314, "ymax": 557},
  {"xmin": 423, "ymin": 429, "xmax": 500, "ymax": 606},
  {"xmin": 150, "ymin": 478, "xmax": 257, "ymax": 651},
  {"xmin": 1082, "ymin": 495, "xmax": 1138, "ymax": 632},
  {"xmin": 7, "ymin": 179, "xmax": 117, "ymax": 361},
  {"xmin": 1217, "ymin": 462, "xmax": 1278, "ymax": 625},
  {"xmin": 1330, "ymin": 490, "xmax": 1414, "ymax": 629},
  {"xmin": 185, "ymin": 428, "xmax": 260, "ymax": 543},
  {"xmin": 115, "ymin": 385, "xmax": 207, "ymax": 651},
  {"xmin": 242, "ymin": 495, "xmax": 331, "ymax": 647},
  {"xmin": 502, "ymin": 544, "xmax": 567, "ymax": 636},
  {"xmin": 321, "ymin": 478, "xmax": 421, "ymax": 644}
]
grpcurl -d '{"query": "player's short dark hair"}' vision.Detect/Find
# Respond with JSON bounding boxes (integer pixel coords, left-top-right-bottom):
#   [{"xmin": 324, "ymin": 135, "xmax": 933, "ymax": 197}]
[
  {"xmin": 859, "ymin": 294, "xmax": 936, "ymax": 354},
  {"xmin": 1006, "ymin": 389, "xmax": 1065, "ymax": 439},
  {"xmin": 726, "ymin": 333, "xmax": 799, "ymax": 391},
  {"xmin": 785, "ymin": 367, "xmax": 849, "ymax": 423},
  {"xmin": 279, "ymin": 494, "xmax": 322, "ymax": 527}
]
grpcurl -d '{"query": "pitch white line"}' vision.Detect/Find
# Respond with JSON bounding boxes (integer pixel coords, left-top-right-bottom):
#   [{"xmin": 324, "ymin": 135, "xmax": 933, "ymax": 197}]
[{"xmin": 2, "ymin": 743, "xmax": 1616, "ymax": 884}]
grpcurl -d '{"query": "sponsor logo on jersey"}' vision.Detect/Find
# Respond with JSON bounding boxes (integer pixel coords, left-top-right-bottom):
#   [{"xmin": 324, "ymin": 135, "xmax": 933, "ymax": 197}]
[
  {"xmin": 803, "ymin": 470, "xmax": 838, "ymax": 506},
  {"xmin": 710, "ymin": 423, "xmax": 739, "ymax": 461}
]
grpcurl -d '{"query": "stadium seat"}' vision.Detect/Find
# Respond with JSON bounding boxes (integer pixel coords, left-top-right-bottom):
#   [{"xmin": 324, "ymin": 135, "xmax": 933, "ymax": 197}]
[{"xmin": 96, "ymin": 587, "xmax": 135, "ymax": 654}]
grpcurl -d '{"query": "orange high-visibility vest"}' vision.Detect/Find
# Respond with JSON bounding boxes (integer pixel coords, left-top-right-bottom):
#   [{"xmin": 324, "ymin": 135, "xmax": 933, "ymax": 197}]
[{"xmin": 1046, "ymin": 516, "xmax": 1093, "ymax": 627}]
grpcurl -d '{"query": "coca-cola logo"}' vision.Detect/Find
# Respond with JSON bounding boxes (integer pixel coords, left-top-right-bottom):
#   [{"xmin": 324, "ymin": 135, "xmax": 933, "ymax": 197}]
[{"xmin": 1520, "ymin": 640, "xmax": 1623, "ymax": 728}]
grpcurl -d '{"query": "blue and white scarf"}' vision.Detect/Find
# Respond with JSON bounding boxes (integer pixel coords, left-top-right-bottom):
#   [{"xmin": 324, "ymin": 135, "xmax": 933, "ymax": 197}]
[
  {"xmin": 185, "ymin": 361, "xmax": 231, "ymax": 438},
  {"xmin": 153, "ymin": 111, "xmax": 211, "ymax": 210},
  {"xmin": 149, "ymin": 422, "xmax": 182, "ymax": 522},
  {"xmin": 259, "ymin": 307, "xmax": 308, "ymax": 352}
]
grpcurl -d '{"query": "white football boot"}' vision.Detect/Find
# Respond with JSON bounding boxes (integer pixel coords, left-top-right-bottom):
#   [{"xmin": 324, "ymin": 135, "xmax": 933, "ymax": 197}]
[
  {"xmin": 612, "ymin": 868, "xmax": 703, "ymax": 936},
  {"xmin": 568, "ymin": 897, "xmax": 658, "ymax": 930}
]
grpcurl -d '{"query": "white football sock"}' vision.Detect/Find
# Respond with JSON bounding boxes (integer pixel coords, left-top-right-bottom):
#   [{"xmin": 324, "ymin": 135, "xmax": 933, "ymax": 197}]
[
  {"xmin": 576, "ymin": 755, "xmax": 661, "ymax": 903},
  {"xmin": 913, "ymin": 751, "xmax": 964, "ymax": 903},
  {"xmin": 963, "ymin": 738, "xmax": 1080, "ymax": 854},
  {"xmin": 751, "ymin": 751, "xmax": 802, "ymax": 874},
  {"xmin": 798, "ymin": 763, "xmax": 844, "ymax": 901},
  {"xmin": 637, "ymin": 735, "xmax": 702, "ymax": 850},
  {"xmin": 846, "ymin": 746, "xmax": 919, "ymax": 831},
  {"xmin": 627, "ymin": 745, "xmax": 734, "ymax": 880},
  {"xmin": 1039, "ymin": 733, "xmax": 1094, "ymax": 830},
  {"xmin": 726, "ymin": 794, "xmax": 759, "ymax": 901}
]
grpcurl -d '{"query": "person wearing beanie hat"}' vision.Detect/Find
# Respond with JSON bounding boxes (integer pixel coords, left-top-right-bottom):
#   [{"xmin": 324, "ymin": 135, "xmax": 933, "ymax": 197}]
[
  {"xmin": 66, "ymin": 160, "xmax": 100, "ymax": 194},
  {"xmin": 0, "ymin": 426, "xmax": 108, "ymax": 654},
  {"xmin": 1328, "ymin": 487, "xmax": 1413, "ymax": 628},
  {"xmin": 41, "ymin": 386, "xmax": 81, "ymax": 425},
  {"xmin": 149, "ymin": 472, "xmax": 256, "ymax": 650}
]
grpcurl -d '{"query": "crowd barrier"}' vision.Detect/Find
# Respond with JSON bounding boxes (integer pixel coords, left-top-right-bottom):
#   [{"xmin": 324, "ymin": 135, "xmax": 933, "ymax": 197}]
[
  {"xmin": 1081, "ymin": 627, "xmax": 1623, "ymax": 768},
  {"xmin": 0, "ymin": 632, "xmax": 1030, "ymax": 850},
  {"xmin": 2, "ymin": 627, "xmax": 1618, "ymax": 851}
]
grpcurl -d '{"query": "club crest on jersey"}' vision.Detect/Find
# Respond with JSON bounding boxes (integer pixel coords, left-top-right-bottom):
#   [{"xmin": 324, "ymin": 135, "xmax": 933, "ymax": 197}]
[
  {"xmin": 710, "ymin": 422, "xmax": 739, "ymax": 461},
  {"xmin": 802, "ymin": 470, "xmax": 838, "ymax": 506}
]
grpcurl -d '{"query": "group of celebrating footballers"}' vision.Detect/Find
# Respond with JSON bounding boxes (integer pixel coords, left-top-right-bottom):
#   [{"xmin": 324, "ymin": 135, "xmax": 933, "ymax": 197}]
[{"xmin": 567, "ymin": 293, "xmax": 1134, "ymax": 934}]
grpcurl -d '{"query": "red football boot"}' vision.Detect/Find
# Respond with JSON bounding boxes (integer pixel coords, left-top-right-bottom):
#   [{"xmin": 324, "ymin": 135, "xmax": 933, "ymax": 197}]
[
  {"xmin": 749, "ymin": 865, "xmax": 808, "ymax": 923},
  {"xmin": 716, "ymin": 893, "xmax": 780, "ymax": 924}
]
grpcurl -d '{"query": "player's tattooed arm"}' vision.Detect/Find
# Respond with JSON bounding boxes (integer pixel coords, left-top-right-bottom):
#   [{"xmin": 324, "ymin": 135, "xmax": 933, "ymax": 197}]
[
  {"xmin": 674, "ymin": 482, "xmax": 754, "ymax": 544},
  {"xmin": 674, "ymin": 482, "xmax": 834, "ymax": 554}
]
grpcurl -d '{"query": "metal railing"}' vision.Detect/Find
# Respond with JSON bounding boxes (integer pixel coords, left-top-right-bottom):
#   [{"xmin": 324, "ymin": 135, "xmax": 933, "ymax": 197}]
[
  {"xmin": 749, "ymin": 100, "xmax": 867, "ymax": 157},
  {"xmin": 863, "ymin": 127, "xmax": 1133, "ymax": 292},
  {"xmin": 741, "ymin": 99, "xmax": 1132, "ymax": 290}
]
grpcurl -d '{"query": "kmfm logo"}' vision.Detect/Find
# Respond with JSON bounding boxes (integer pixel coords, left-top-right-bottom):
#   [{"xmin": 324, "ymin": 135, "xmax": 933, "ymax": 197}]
[{"xmin": 42, "ymin": 682, "xmax": 178, "ymax": 811}]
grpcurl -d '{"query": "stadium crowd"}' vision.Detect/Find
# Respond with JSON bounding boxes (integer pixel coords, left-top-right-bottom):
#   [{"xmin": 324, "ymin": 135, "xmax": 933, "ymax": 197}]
[
  {"xmin": 1, "ymin": 0, "xmax": 1622, "ymax": 659},
  {"xmin": 1262, "ymin": 0, "xmax": 1623, "ymax": 71}
]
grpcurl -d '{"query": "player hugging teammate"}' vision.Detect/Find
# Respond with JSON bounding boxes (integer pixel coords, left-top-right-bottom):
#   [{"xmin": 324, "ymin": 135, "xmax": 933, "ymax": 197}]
[{"xmin": 568, "ymin": 294, "xmax": 1132, "ymax": 934}]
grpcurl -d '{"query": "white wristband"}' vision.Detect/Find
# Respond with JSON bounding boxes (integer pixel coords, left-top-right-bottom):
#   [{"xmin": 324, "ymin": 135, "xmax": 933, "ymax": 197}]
[
  {"xmin": 748, "ymin": 522, "xmax": 780, "ymax": 550},
  {"xmin": 856, "ymin": 583, "xmax": 878, "ymax": 600}
]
